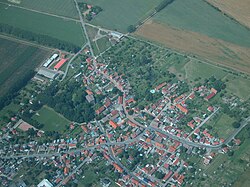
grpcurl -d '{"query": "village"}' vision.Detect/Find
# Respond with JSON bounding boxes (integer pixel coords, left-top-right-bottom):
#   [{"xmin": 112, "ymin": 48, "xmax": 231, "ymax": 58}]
[{"xmin": 0, "ymin": 35, "xmax": 249, "ymax": 187}]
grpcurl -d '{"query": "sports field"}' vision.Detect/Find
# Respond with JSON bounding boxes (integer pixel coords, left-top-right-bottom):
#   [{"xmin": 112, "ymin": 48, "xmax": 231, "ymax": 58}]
[
  {"xmin": 0, "ymin": 3, "xmax": 85, "ymax": 47},
  {"xmin": 0, "ymin": 0, "xmax": 79, "ymax": 18},
  {"xmin": 78, "ymin": 0, "xmax": 162, "ymax": 32},
  {"xmin": 153, "ymin": 0, "xmax": 250, "ymax": 47},
  {"xmin": 33, "ymin": 105, "xmax": 70, "ymax": 132},
  {"xmin": 0, "ymin": 37, "xmax": 50, "ymax": 98}
]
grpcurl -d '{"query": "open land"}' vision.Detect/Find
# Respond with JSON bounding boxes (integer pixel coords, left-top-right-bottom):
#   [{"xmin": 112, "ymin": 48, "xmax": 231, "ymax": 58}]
[
  {"xmin": 32, "ymin": 105, "xmax": 70, "ymax": 132},
  {"xmin": 77, "ymin": 0, "xmax": 162, "ymax": 32},
  {"xmin": 206, "ymin": 0, "xmax": 250, "ymax": 28},
  {"xmin": 0, "ymin": 0, "xmax": 79, "ymax": 18},
  {"xmin": 0, "ymin": 3, "xmax": 85, "ymax": 47},
  {"xmin": 0, "ymin": 37, "xmax": 50, "ymax": 98},
  {"xmin": 135, "ymin": 0, "xmax": 250, "ymax": 74}
]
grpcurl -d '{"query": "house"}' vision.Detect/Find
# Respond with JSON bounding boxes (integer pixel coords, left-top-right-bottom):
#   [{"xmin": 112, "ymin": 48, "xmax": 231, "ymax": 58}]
[
  {"xmin": 37, "ymin": 179, "xmax": 53, "ymax": 187},
  {"xmin": 113, "ymin": 163, "xmax": 123, "ymax": 173},
  {"xmin": 109, "ymin": 120, "xmax": 118, "ymax": 129},
  {"xmin": 176, "ymin": 104, "xmax": 188, "ymax": 114},
  {"xmin": 205, "ymin": 92, "xmax": 215, "ymax": 101},
  {"xmin": 96, "ymin": 106, "xmax": 105, "ymax": 115}
]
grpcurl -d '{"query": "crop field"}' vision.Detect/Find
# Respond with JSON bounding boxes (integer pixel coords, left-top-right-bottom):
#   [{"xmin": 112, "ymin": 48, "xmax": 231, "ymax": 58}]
[
  {"xmin": 0, "ymin": 4, "xmax": 85, "ymax": 46},
  {"xmin": 153, "ymin": 0, "xmax": 250, "ymax": 47},
  {"xmin": 33, "ymin": 105, "xmax": 70, "ymax": 132},
  {"xmin": 0, "ymin": 0, "xmax": 79, "ymax": 18},
  {"xmin": 0, "ymin": 37, "xmax": 50, "ymax": 98},
  {"xmin": 78, "ymin": 0, "xmax": 162, "ymax": 32},
  {"xmin": 206, "ymin": 0, "xmax": 250, "ymax": 28},
  {"xmin": 136, "ymin": 21, "xmax": 250, "ymax": 74},
  {"xmin": 224, "ymin": 74, "xmax": 250, "ymax": 100}
]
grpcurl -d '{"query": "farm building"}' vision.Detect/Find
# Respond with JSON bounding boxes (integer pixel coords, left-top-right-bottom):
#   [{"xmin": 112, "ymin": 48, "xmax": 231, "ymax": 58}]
[
  {"xmin": 43, "ymin": 53, "xmax": 59, "ymax": 68},
  {"xmin": 37, "ymin": 67, "xmax": 59, "ymax": 79},
  {"xmin": 54, "ymin": 58, "xmax": 68, "ymax": 70}
]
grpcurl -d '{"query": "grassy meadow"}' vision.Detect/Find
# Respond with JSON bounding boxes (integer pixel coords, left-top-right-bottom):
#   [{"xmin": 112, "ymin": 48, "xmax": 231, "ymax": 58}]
[
  {"xmin": 0, "ymin": 3, "xmax": 85, "ymax": 46},
  {"xmin": 153, "ymin": 0, "xmax": 250, "ymax": 47}
]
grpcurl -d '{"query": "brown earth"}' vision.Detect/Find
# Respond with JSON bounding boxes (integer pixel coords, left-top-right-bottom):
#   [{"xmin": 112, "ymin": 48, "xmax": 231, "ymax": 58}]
[
  {"xmin": 135, "ymin": 21, "xmax": 250, "ymax": 74},
  {"xmin": 206, "ymin": 0, "xmax": 250, "ymax": 28}
]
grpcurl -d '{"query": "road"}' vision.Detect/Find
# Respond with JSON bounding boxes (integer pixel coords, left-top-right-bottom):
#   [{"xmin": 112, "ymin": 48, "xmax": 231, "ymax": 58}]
[
  {"xmin": 73, "ymin": 0, "xmax": 95, "ymax": 57},
  {"xmin": 55, "ymin": 158, "xmax": 90, "ymax": 187}
]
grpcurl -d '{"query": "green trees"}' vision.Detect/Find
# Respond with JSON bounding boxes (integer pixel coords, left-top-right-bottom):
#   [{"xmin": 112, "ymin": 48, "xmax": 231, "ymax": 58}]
[
  {"xmin": 39, "ymin": 81, "xmax": 95, "ymax": 123},
  {"xmin": 232, "ymin": 122, "xmax": 241, "ymax": 128},
  {"xmin": 127, "ymin": 25, "xmax": 136, "ymax": 33}
]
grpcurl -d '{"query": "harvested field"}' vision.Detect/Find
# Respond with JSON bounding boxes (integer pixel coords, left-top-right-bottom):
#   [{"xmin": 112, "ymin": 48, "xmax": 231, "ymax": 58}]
[
  {"xmin": 206, "ymin": 0, "xmax": 250, "ymax": 28},
  {"xmin": 136, "ymin": 21, "xmax": 250, "ymax": 74},
  {"xmin": 0, "ymin": 37, "xmax": 51, "ymax": 98}
]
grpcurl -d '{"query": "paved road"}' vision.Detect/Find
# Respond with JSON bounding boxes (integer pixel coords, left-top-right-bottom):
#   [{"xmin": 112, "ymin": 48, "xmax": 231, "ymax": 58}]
[{"xmin": 55, "ymin": 158, "xmax": 90, "ymax": 187}]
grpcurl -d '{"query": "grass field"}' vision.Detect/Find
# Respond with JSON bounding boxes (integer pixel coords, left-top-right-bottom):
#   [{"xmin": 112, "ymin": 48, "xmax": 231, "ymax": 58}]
[
  {"xmin": 206, "ymin": 0, "xmax": 250, "ymax": 28},
  {"xmin": 224, "ymin": 74, "xmax": 250, "ymax": 100},
  {"xmin": 0, "ymin": 3, "xmax": 85, "ymax": 46},
  {"xmin": 153, "ymin": 0, "xmax": 250, "ymax": 47},
  {"xmin": 78, "ymin": 0, "xmax": 162, "ymax": 32},
  {"xmin": 0, "ymin": 0, "xmax": 79, "ymax": 18},
  {"xmin": 0, "ymin": 37, "xmax": 50, "ymax": 97},
  {"xmin": 33, "ymin": 105, "xmax": 70, "ymax": 132},
  {"xmin": 212, "ymin": 114, "xmax": 235, "ymax": 139}
]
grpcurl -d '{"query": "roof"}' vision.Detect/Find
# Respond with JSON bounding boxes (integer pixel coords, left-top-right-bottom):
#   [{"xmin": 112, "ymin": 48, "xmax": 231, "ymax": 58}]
[
  {"xmin": 37, "ymin": 179, "xmax": 53, "ymax": 187},
  {"xmin": 54, "ymin": 58, "xmax": 67, "ymax": 70},
  {"xmin": 109, "ymin": 120, "xmax": 118, "ymax": 129},
  {"xmin": 38, "ymin": 68, "xmax": 59, "ymax": 79},
  {"xmin": 176, "ymin": 104, "xmax": 188, "ymax": 114}
]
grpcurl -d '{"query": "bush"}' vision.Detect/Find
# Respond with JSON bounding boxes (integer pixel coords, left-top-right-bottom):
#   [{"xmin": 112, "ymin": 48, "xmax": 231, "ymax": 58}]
[
  {"xmin": 127, "ymin": 25, "xmax": 136, "ymax": 33},
  {"xmin": 232, "ymin": 122, "xmax": 240, "ymax": 128}
]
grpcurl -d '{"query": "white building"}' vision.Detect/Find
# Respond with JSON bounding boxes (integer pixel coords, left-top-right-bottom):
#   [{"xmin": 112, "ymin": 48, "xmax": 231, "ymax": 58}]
[{"xmin": 37, "ymin": 179, "xmax": 53, "ymax": 187}]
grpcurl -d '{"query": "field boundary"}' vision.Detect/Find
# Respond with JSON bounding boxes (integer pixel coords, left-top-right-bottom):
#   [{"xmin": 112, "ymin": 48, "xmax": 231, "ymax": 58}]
[{"xmin": 204, "ymin": 0, "xmax": 250, "ymax": 30}]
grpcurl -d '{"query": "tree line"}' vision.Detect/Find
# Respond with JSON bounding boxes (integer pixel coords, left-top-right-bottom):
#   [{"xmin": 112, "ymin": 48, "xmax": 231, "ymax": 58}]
[{"xmin": 0, "ymin": 23, "xmax": 81, "ymax": 53}]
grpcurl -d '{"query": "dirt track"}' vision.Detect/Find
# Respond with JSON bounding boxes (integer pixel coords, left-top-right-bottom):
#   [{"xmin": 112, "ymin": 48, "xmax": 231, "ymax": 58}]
[{"xmin": 135, "ymin": 21, "xmax": 250, "ymax": 74}]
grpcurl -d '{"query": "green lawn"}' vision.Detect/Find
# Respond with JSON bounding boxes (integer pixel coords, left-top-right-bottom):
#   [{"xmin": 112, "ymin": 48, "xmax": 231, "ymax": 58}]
[
  {"xmin": 0, "ymin": 3, "xmax": 85, "ymax": 46},
  {"xmin": 224, "ymin": 74, "xmax": 250, "ymax": 100},
  {"xmin": 184, "ymin": 60, "xmax": 228, "ymax": 81},
  {"xmin": 33, "ymin": 105, "xmax": 70, "ymax": 132},
  {"xmin": 78, "ymin": 0, "xmax": 162, "ymax": 32},
  {"xmin": 96, "ymin": 37, "xmax": 111, "ymax": 53},
  {"xmin": 211, "ymin": 114, "xmax": 235, "ymax": 139},
  {"xmin": 0, "ymin": 0, "xmax": 79, "ymax": 18},
  {"xmin": 153, "ymin": 0, "xmax": 250, "ymax": 47}
]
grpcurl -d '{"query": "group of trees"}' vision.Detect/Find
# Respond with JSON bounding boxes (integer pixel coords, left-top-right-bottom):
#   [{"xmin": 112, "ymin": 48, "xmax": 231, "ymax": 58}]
[
  {"xmin": 155, "ymin": 0, "xmax": 175, "ymax": 12},
  {"xmin": 0, "ymin": 23, "xmax": 81, "ymax": 53},
  {"xmin": 38, "ymin": 81, "xmax": 95, "ymax": 123}
]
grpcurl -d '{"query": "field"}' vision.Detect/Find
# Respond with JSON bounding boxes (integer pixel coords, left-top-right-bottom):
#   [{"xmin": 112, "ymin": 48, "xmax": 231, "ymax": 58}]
[
  {"xmin": 0, "ymin": 37, "xmax": 50, "ymax": 97},
  {"xmin": 136, "ymin": 0, "xmax": 250, "ymax": 74},
  {"xmin": 0, "ymin": 0, "xmax": 79, "ymax": 18},
  {"xmin": 169, "ymin": 59, "xmax": 228, "ymax": 82},
  {"xmin": 224, "ymin": 74, "xmax": 250, "ymax": 100},
  {"xmin": 78, "ymin": 0, "xmax": 162, "ymax": 32},
  {"xmin": 206, "ymin": 0, "xmax": 250, "ymax": 28},
  {"xmin": 153, "ymin": 0, "xmax": 250, "ymax": 47},
  {"xmin": 136, "ymin": 21, "xmax": 250, "ymax": 74},
  {"xmin": 32, "ymin": 105, "xmax": 70, "ymax": 132},
  {"xmin": 0, "ymin": 3, "xmax": 85, "ymax": 46}
]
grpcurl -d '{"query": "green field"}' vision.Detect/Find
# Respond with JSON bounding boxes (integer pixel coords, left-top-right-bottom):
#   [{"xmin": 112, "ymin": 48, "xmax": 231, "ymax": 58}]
[
  {"xmin": 224, "ymin": 74, "xmax": 250, "ymax": 100},
  {"xmin": 33, "ymin": 105, "xmax": 70, "ymax": 132},
  {"xmin": 212, "ymin": 114, "xmax": 235, "ymax": 139},
  {"xmin": 0, "ymin": 37, "xmax": 50, "ymax": 97},
  {"xmin": 0, "ymin": 4, "xmax": 85, "ymax": 46},
  {"xmin": 0, "ymin": 0, "xmax": 79, "ymax": 18},
  {"xmin": 153, "ymin": 0, "xmax": 250, "ymax": 47},
  {"xmin": 78, "ymin": 0, "xmax": 162, "ymax": 32}
]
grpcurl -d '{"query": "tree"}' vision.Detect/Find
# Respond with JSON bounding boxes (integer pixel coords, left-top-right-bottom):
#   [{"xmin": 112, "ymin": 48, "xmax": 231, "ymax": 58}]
[
  {"xmin": 127, "ymin": 25, "xmax": 136, "ymax": 33},
  {"xmin": 232, "ymin": 122, "xmax": 240, "ymax": 128},
  {"xmin": 228, "ymin": 150, "xmax": 234, "ymax": 157}
]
